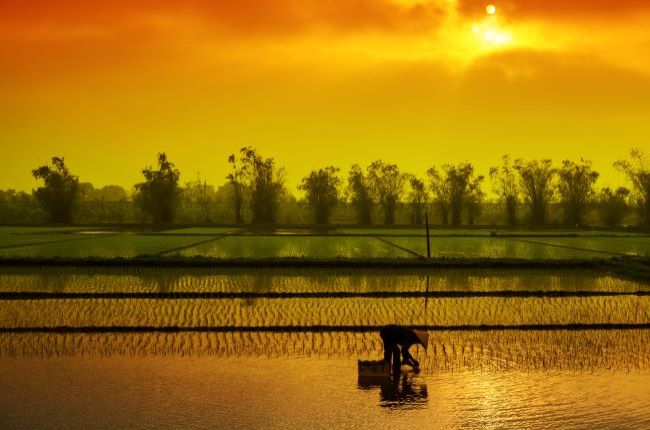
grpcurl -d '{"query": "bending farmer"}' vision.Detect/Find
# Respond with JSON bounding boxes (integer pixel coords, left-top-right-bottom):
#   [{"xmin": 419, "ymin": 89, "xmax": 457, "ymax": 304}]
[{"xmin": 380, "ymin": 325, "xmax": 428, "ymax": 369}]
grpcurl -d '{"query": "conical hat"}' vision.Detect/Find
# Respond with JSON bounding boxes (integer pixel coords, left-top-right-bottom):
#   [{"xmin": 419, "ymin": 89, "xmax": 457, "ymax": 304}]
[{"xmin": 413, "ymin": 329, "xmax": 429, "ymax": 349}]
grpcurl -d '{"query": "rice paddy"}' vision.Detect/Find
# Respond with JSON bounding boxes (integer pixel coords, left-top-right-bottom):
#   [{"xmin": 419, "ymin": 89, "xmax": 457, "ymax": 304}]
[
  {"xmin": 1, "ymin": 246, "xmax": 649, "ymax": 429},
  {"xmin": 0, "ymin": 226, "xmax": 647, "ymax": 259}
]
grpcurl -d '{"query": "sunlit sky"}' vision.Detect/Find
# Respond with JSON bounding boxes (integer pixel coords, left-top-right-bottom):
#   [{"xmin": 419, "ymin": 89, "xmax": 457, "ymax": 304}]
[{"xmin": 1, "ymin": 0, "xmax": 649, "ymax": 193}]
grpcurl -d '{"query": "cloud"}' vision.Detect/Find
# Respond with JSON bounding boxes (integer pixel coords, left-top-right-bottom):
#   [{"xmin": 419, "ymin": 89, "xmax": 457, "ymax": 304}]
[
  {"xmin": 457, "ymin": 0, "xmax": 650, "ymax": 20},
  {"xmin": 457, "ymin": 49, "xmax": 650, "ymax": 113},
  {"xmin": 0, "ymin": 0, "xmax": 444, "ymax": 37}
]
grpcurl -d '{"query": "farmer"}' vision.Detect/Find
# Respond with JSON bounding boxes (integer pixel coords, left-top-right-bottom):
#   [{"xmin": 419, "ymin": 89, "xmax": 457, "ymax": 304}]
[{"xmin": 379, "ymin": 325, "xmax": 428, "ymax": 369}]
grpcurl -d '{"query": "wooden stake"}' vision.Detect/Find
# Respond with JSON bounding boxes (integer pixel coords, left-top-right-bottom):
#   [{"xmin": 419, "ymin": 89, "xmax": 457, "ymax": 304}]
[{"xmin": 425, "ymin": 212, "xmax": 431, "ymax": 259}]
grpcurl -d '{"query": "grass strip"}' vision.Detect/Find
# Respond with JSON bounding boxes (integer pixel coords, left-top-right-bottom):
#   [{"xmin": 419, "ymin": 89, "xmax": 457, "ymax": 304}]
[
  {"xmin": 0, "ymin": 234, "xmax": 118, "ymax": 250},
  {"xmin": 155, "ymin": 235, "xmax": 228, "ymax": 256},
  {"xmin": 505, "ymin": 237, "xmax": 631, "ymax": 257},
  {"xmin": 374, "ymin": 237, "xmax": 424, "ymax": 258}
]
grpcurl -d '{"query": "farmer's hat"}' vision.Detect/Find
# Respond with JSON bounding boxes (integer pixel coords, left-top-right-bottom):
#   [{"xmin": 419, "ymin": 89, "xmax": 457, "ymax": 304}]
[{"xmin": 413, "ymin": 329, "xmax": 429, "ymax": 350}]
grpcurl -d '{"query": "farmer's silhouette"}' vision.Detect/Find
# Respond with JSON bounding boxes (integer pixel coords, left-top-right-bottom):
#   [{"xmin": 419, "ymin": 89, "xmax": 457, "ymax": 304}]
[{"xmin": 380, "ymin": 325, "xmax": 428, "ymax": 371}]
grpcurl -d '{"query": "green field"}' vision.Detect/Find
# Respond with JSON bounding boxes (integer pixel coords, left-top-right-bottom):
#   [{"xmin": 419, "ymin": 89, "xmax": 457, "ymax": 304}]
[
  {"xmin": 0, "ymin": 234, "xmax": 210, "ymax": 258},
  {"xmin": 175, "ymin": 236, "xmax": 412, "ymax": 258},
  {"xmin": 0, "ymin": 226, "xmax": 648, "ymax": 259}
]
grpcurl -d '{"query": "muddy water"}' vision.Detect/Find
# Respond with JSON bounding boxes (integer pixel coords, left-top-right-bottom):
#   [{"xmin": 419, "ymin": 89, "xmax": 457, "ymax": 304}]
[{"xmin": 0, "ymin": 356, "xmax": 635, "ymax": 429}]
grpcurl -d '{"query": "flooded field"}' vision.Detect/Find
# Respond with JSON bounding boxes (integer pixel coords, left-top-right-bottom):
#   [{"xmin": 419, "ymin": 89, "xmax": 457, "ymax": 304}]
[
  {"xmin": 1, "ymin": 331, "xmax": 650, "ymax": 429},
  {"xmin": 1, "ymin": 226, "xmax": 648, "ymax": 259},
  {"xmin": 1, "ymin": 266, "xmax": 649, "ymax": 428}
]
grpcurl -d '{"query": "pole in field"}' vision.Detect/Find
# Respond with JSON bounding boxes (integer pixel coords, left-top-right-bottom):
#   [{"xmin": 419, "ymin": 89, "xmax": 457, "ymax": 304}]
[{"xmin": 424, "ymin": 212, "xmax": 431, "ymax": 259}]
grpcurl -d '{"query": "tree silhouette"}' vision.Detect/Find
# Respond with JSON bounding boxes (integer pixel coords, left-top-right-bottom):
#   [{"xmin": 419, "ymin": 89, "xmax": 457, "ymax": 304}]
[
  {"xmin": 406, "ymin": 176, "xmax": 428, "ymax": 225},
  {"xmin": 235, "ymin": 147, "xmax": 284, "ymax": 224},
  {"xmin": 489, "ymin": 155, "xmax": 519, "ymax": 226},
  {"xmin": 466, "ymin": 175, "xmax": 485, "ymax": 225},
  {"xmin": 134, "ymin": 153, "xmax": 180, "ymax": 223},
  {"xmin": 615, "ymin": 148, "xmax": 650, "ymax": 225},
  {"xmin": 598, "ymin": 187, "xmax": 629, "ymax": 227},
  {"xmin": 182, "ymin": 174, "xmax": 213, "ymax": 223},
  {"xmin": 428, "ymin": 163, "xmax": 478, "ymax": 226},
  {"xmin": 299, "ymin": 166, "xmax": 341, "ymax": 224},
  {"xmin": 558, "ymin": 159, "xmax": 599, "ymax": 226},
  {"xmin": 31, "ymin": 156, "xmax": 79, "ymax": 223},
  {"xmin": 347, "ymin": 164, "xmax": 373, "ymax": 225},
  {"xmin": 227, "ymin": 153, "xmax": 245, "ymax": 224},
  {"xmin": 514, "ymin": 159, "xmax": 556, "ymax": 226},
  {"xmin": 367, "ymin": 161, "xmax": 406, "ymax": 225}
]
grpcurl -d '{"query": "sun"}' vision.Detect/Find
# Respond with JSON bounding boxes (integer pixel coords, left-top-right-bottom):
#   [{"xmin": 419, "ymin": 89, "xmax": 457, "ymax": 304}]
[{"xmin": 469, "ymin": 4, "xmax": 511, "ymax": 49}]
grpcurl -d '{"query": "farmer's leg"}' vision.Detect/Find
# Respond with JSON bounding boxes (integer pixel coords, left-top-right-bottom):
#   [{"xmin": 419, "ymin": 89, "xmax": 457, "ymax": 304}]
[
  {"xmin": 392, "ymin": 345, "xmax": 401, "ymax": 373},
  {"xmin": 380, "ymin": 329, "xmax": 393, "ymax": 363}
]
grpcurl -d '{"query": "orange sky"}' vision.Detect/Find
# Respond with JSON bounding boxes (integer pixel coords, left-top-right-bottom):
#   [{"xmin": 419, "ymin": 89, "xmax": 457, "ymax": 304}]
[{"xmin": 1, "ymin": 0, "xmax": 649, "ymax": 193}]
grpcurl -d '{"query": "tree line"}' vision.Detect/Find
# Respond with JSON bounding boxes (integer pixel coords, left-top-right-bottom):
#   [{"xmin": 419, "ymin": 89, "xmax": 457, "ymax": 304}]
[{"xmin": 3, "ymin": 147, "xmax": 648, "ymax": 227}]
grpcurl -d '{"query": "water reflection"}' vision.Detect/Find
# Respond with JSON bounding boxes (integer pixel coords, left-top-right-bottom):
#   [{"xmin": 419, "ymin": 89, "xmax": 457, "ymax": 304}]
[
  {"xmin": 358, "ymin": 370, "xmax": 428, "ymax": 409},
  {"xmin": 0, "ymin": 266, "xmax": 644, "ymax": 294}
]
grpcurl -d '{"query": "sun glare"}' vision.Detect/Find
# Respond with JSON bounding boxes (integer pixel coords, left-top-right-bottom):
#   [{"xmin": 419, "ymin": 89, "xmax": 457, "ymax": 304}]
[{"xmin": 471, "ymin": 4, "xmax": 512, "ymax": 49}]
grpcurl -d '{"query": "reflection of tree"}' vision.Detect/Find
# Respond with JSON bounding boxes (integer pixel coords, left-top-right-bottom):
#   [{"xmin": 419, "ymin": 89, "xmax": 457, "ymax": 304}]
[
  {"xmin": 358, "ymin": 370, "xmax": 428, "ymax": 409},
  {"xmin": 153, "ymin": 272, "xmax": 177, "ymax": 294},
  {"xmin": 241, "ymin": 271, "xmax": 274, "ymax": 307},
  {"xmin": 37, "ymin": 270, "xmax": 70, "ymax": 293}
]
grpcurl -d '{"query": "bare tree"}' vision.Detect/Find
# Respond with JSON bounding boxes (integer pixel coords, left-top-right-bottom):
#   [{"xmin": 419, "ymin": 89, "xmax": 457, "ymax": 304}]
[
  {"xmin": 367, "ymin": 161, "xmax": 406, "ymax": 225},
  {"xmin": 299, "ymin": 166, "xmax": 341, "ymax": 224},
  {"xmin": 407, "ymin": 176, "xmax": 428, "ymax": 225},
  {"xmin": 182, "ymin": 173, "xmax": 214, "ymax": 223},
  {"xmin": 615, "ymin": 148, "xmax": 650, "ymax": 225},
  {"xmin": 346, "ymin": 164, "xmax": 373, "ymax": 225},
  {"xmin": 558, "ymin": 159, "xmax": 599, "ymax": 226},
  {"xmin": 489, "ymin": 155, "xmax": 519, "ymax": 226},
  {"xmin": 428, "ymin": 163, "xmax": 478, "ymax": 226},
  {"xmin": 514, "ymin": 158, "xmax": 556, "ymax": 226}
]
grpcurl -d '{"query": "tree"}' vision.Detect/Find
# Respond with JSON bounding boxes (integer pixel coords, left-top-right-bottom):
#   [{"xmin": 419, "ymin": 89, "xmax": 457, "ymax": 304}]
[
  {"xmin": 299, "ymin": 166, "xmax": 341, "ymax": 224},
  {"xmin": 31, "ymin": 156, "xmax": 79, "ymax": 223},
  {"xmin": 227, "ymin": 153, "xmax": 245, "ymax": 224},
  {"xmin": 0, "ymin": 189, "xmax": 41, "ymax": 223},
  {"xmin": 514, "ymin": 158, "xmax": 556, "ymax": 226},
  {"xmin": 466, "ymin": 175, "xmax": 485, "ymax": 225},
  {"xmin": 427, "ymin": 168, "xmax": 450, "ymax": 225},
  {"xmin": 235, "ymin": 147, "xmax": 284, "ymax": 224},
  {"xmin": 134, "ymin": 153, "xmax": 180, "ymax": 223},
  {"xmin": 557, "ymin": 159, "xmax": 599, "ymax": 226},
  {"xmin": 428, "ymin": 163, "xmax": 477, "ymax": 226},
  {"xmin": 367, "ymin": 161, "xmax": 406, "ymax": 225},
  {"xmin": 182, "ymin": 174, "xmax": 214, "ymax": 223},
  {"xmin": 615, "ymin": 148, "xmax": 650, "ymax": 225},
  {"xmin": 407, "ymin": 176, "xmax": 428, "ymax": 225},
  {"xmin": 489, "ymin": 155, "xmax": 519, "ymax": 226},
  {"xmin": 598, "ymin": 187, "xmax": 630, "ymax": 227},
  {"xmin": 346, "ymin": 164, "xmax": 373, "ymax": 225}
]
